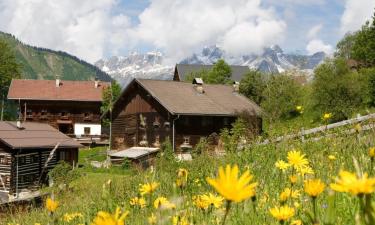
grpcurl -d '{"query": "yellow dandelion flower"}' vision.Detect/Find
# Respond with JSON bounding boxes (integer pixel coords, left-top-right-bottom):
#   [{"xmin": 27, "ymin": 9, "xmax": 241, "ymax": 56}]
[
  {"xmin": 139, "ymin": 182, "xmax": 159, "ymax": 195},
  {"xmin": 289, "ymin": 175, "xmax": 298, "ymax": 184},
  {"xmin": 328, "ymin": 155, "xmax": 336, "ymax": 160},
  {"xmin": 291, "ymin": 219, "xmax": 302, "ymax": 225},
  {"xmin": 269, "ymin": 205, "xmax": 295, "ymax": 222},
  {"xmin": 369, "ymin": 147, "xmax": 375, "ymax": 158},
  {"xmin": 206, "ymin": 164, "xmax": 258, "ymax": 203},
  {"xmin": 45, "ymin": 198, "xmax": 58, "ymax": 213},
  {"xmin": 63, "ymin": 212, "xmax": 83, "ymax": 222},
  {"xmin": 275, "ymin": 160, "xmax": 290, "ymax": 172},
  {"xmin": 323, "ymin": 113, "xmax": 332, "ymax": 120},
  {"xmin": 153, "ymin": 197, "xmax": 175, "ymax": 209},
  {"xmin": 193, "ymin": 195, "xmax": 209, "ymax": 210},
  {"xmin": 129, "ymin": 197, "xmax": 146, "ymax": 208},
  {"xmin": 298, "ymin": 165, "xmax": 314, "ymax": 176},
  {"xmin": 304, "ymin": 179, "xmax": 325, "ymax": 198},
  {"xmin": 91, "ymin": 207, "xmax": 129, "ymax": 225},
  {"xmin": 148, "ymin": 213, "xmax": 157, "ymax": 224},
  {"xmin": 287, "ymin": 150, "xmax": 309, "ymax": 170},
  {"xmin": 330, "ymin": 170, "xmax": 375, "ymax": 195},
  {"xmin": 279, "ymin": 188, "xmax": 300, "ymax": 202},
  {"xmin": 201, "ymin": 193, "xmax": 224, "ymax": 208}
]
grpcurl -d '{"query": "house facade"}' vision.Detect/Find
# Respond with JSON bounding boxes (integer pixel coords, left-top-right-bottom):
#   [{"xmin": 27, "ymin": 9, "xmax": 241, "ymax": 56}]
[
  {"xmin": 108, "ymin": 78, "xmax": 262, "ymax": 152},
  {"xmin": 0, "ymin": 121, "xmax": 82, "ymax": 196},
  {"xmin": 7, "ymin": 79, "xmax": 110, "ymax": 137}
]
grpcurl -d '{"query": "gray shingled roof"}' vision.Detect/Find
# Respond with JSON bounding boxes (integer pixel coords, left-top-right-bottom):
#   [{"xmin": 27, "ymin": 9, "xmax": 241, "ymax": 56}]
[
  {"xmin": 109, "ymin": 147, "xmax": 159, "ymax": 159},
  {"xmin": 175, "ymin": 64, "xmax": 250, "ymax": 82},
  {"xmin": 136, "ymin": 79, "xmax": 261, "ymax": 116},
  {"xmin": 0, "ymin": 122, "xmax": 82, "ymax": 149}
]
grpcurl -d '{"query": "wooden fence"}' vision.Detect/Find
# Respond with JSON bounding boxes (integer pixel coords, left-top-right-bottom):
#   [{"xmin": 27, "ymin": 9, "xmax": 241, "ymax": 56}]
[{"xmin": 260, "ymin": 113, "xmax": 375, "ymax": 145}]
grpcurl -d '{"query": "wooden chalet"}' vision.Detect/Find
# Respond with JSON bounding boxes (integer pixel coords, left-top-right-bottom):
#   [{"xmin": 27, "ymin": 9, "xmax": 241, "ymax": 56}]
[
  {"xmin": 108, "ymin": 78, "xmax": 262, "ymax": 152},
  {"xmin": 7, "ymin": 79, "xmax": 110, "ymax": 138},
  {"xmin": 0, "ymin": 121, "xmax": 82, "ymax": 198},
  {"xmin": 173, "ymin": 64, "xmax": 251, "ymax": 82}
]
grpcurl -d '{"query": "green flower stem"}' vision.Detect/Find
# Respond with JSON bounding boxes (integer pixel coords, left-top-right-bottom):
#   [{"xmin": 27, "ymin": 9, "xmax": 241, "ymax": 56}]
[
  {"xmin": 312, "ymin": 197, "xmax": 318, "ymax": 224},
  {"xmin": 222, "ymin": 200, "xmax": 232, "ymax": 225}
]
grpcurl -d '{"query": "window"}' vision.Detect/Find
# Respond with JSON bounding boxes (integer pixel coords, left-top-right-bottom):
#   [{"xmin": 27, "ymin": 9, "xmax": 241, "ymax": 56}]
[
  {"xmin": 223, "ymin": 118, "xmax": 229, "ymax": 126},
  {"xmin": 0, "ymin": 155, "xmax": 5, "ymax": 164},
  {"xmin": 26, "ymin": 109, "xmax": 33, "ymax": 118},
  {"xmin": 59, "ymin": 151, "xmax": 66, "ymax": 161},
  {"xmin": 84, "ymin": 127, "xmax": 91, "ymax": 135}
]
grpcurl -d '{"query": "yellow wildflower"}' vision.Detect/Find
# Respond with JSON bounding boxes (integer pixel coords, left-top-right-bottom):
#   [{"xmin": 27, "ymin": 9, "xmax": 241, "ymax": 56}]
[
  {"xmin": 279, "ymin": 188, "xmax": 300, "ymax": 202},
  {"xmin": 153, "ymin": 197, "xmax": 175, "ymax": 209},
  {"xmin": 328, "ymin": 155, "xmax": 336, "ymax": 160},
  {"xmin": 269, "ymin": 205, "xmax": 295, "ymax": 222},
  {"xmin": 148, "ymin": 213, "xmax": 157, "ymax": 224},
  {"xmin": 369, "ymin": 147, "xmax": 375, "ymax": 158},
  {"xmin": 201, "ymin": 193, "xmax": 224, "ymax": 208},
  {"xmin": 330, "ymin": 170, "xmax": 375, "ymax": 195},
  {"xmin": 289, "ymin": 175, "xmax": 298, "ymax": 184},
  {"xmin": 206, "ymin": 164, "xmax": 257, "ymax": 202},
  {"xmin": 291, "ymin": 219, "xmax": 303, "ymax": 225},
  {"xmin": 304, "ymin": 179, "xmax": 325, "ymax": 198},
  {"xmin": 129, "ymin": 197, "xmax": 146, "ymax": 208},
  {"xmin": 298, "ymin": 165, "xmax": 314, "ymax": 176},
  {"xmin": 63, "ymin": 212, "xmax": 83, "ymax": 222},
  {"xmin": 287, "ymin": 150, "xmax": 309, "ymax": 170},
  {"xmin": 172, "ymin": 214, "xmax": 189, "ymax": 225},
  {"xmin": 45, "ymin": 198, "xmax": 58, "ymax": 213},
  {"xmin": 193, "ymin": 195, "xmax": 209, "ymax": 210},
  {"xmin": 275, "ymin": 160, "xmax": 290, "ymax": 172},
  {"xmin": 139, "ymin": 182, "xmax": 159, "ymax": 195},
  {"xmin": 323, "ymin": 113, "xmax": 332, "ymax": 120},
  {"xmin": 176, "ymin": 168, "xmax": 188, "ymax": 188},
  {"xmin": 296, "ymin": 105, "xmax": 303, "ymax": 113},
  {"xmin": 91, "ymin": 207, "xmax": 129, "ymax": 225}
]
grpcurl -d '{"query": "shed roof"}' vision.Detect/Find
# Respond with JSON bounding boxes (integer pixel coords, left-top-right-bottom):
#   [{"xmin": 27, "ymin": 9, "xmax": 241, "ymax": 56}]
[
  {"xmin": 134, "ymin": 79, "xmax": 261, "ymax": 116},
  {"xmin": 109, "ymin": 147, "xmax": 159, "ymax": 159},
  {"xmin": 175, "ymin": 64, "xmax": 250, "ymax": 82},
  {"xmin": 0, "ymin": 122, "xmax": 82, "ymax": 149},
  {"xmin": 7, "ymin": 79, "xmax": 110, "ymax": 102}
]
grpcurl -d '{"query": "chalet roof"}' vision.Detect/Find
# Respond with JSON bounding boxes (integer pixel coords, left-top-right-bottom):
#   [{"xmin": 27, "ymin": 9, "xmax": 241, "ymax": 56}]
[
  {"xmin": 7, "ymin": 79, "xmax": 110, "ymax": 102},
  {"xmin": 134, "ymin": 79, "xmax": 261, "ymax": 116},
  {"xmin": 0, "ymin": 122, "xmax": 82, "ymax": 149},
  {"xmin": 175, "ymin": 64, "xmax": 250, "ymax": 82}
]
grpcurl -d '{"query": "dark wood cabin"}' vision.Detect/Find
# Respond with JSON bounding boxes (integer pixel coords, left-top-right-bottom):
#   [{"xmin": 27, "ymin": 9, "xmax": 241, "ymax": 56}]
[
  {"xmin": 173, "ymin": 64, "xmax": 251, "ymax": 82},
  {"xmin": 0, "ymin": 121, "xmax": 82, "ymax": 197},
  {"xmin": 107, "ymin": 78, "xmax": 262, "ymax": 152},
  {"xmin": 7, "ymin": 79, "xmax": 110, "ymax": 137}
]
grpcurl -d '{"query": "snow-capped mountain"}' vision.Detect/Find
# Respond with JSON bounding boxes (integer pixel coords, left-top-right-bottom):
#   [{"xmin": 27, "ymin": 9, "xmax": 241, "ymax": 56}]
[
  {"xmin": 180, "ymin": 45, "xmax": 326, "ymax": 73},
  {"xmin": 95, "ymin": 51, "xmax": 173, "ymax": 87},
  {"xmin": 95, "ymin": 45, "xmax": 326, "ymax": 87}
]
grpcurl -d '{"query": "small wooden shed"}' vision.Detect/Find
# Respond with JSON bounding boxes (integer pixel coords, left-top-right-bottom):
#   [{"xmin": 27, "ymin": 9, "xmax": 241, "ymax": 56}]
[
  {"xmin": 0, "ymin": 121, "xmax": 82, "ymax": 197},
  {"xmin": 109, "ymin": 147, "xmax": 159, "ymax": 169}
]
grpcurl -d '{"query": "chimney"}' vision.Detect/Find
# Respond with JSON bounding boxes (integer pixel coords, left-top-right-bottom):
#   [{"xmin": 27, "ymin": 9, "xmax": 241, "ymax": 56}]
[
  {"xmin": 56, "ymin": 78, "xmax": 60, "ymax": 87},
  {"xmin": 16, "ymin": 120, "xmax": 23, "ymax": 129},
  {"xmin": 233, "ymin": 81, "xmax": 240, "ymax": 92},
  {"xmin": 192, "ymin": 78, "xmax": 204, "ymax": 94},
  {"xmin": 95, "ymin": 77, "xmax": 99, "ymax": 88}
]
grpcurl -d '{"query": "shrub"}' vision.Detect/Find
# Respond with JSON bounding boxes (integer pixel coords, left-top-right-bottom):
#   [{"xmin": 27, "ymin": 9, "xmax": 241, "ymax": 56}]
[{"xmin": 48, "ymin": 161, "xmax": 81, "ymax": 186}]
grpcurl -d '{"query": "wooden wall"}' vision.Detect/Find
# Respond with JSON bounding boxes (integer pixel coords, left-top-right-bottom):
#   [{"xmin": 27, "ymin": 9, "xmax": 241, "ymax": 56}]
[
  {"xmin": 18, "ymin": 100, "xmax": 102, "ymax": 133},
  {"xmin": 0, "ymin": 142, "xmax": 12, "ymax": 192},
  {"xmin": 3, "ymin": 147, "xmax": 78, "ymax": 194}
]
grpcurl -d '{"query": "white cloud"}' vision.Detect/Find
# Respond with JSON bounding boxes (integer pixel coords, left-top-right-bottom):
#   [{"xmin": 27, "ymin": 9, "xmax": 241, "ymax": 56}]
[
  {"xmin": 0, "ymin": 0, "xmax": 131, "ymax": 63},
  {"xmin": 306, "ymin": 39, "xmax": 333, "ymax": 55},
  {"xmin": 131, "ymin": 0, "xmax": 287, "ymax": 62},
  {"xmin": 340, "ymin": 0, "xmax": 375, "ymax": 34},
  {"xmin": 307, "ymin": 24, "xmax": 323, "ymax": 39}
]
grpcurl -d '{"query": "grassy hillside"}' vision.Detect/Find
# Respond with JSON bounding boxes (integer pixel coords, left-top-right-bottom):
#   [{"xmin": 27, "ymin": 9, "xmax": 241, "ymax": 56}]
[
  {"xmin": 0, "ymin": 31, "xmax": 112, "ymax": 81},
  {"xmin": 3, "ymin": 127, "xmax": 375, "ymax": 224}
]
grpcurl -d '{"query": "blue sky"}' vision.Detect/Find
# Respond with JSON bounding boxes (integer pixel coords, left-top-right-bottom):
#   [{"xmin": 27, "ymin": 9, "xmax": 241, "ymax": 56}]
[{"xmin": 0, "ymin": 0, "xmax": 373, "ymax": 63}]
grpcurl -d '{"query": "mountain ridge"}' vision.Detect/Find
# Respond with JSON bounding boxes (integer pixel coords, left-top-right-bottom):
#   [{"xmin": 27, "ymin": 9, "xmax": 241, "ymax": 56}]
[{"xmin": 0, "ymin": 31, "xmax": 112, "ymax": 82}]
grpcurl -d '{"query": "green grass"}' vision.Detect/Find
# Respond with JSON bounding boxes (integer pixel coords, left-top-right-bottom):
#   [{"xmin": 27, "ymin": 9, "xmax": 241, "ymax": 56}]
[{"xmin": 3, "ymin": 130, "xmax": 375, "ymax": 224}]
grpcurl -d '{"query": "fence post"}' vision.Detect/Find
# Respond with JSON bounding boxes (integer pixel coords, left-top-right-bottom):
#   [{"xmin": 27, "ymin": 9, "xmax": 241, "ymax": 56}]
[{"xmin": 301, "ymin": 127, "xmax": 305, "ymax": 142}]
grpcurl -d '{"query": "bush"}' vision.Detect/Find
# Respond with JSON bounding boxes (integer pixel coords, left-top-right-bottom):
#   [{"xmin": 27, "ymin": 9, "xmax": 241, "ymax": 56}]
[
  {"xmin": 312, "ymin": 58, "xmax": 364, "ymax": 121},
  {"xmin": 48, "ymin": 161, "xmax": 81, "ymax": 186},
  {"xmin": 261, "ymin": 74, "xmax": 302, "ymax": 121},
  {"xmin": 239, "ymin": 70, "xmax": 267, "ymax": 104}
]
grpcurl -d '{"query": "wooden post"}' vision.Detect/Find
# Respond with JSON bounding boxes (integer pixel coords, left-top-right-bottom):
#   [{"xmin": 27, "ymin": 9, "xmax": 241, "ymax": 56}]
[
  {"xmin": 301, "ymin": 127, "xmax": 305, "ymax": 142},
  {"xmin": 0, "ymin": 94, "xmax": 4, "ymax": 121}
]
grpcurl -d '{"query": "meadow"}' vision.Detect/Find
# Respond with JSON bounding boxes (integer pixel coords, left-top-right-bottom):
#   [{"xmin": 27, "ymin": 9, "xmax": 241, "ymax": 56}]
[{"xmin": 3, "ymin": 122, "xmax": 375, "ymax": 225}]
